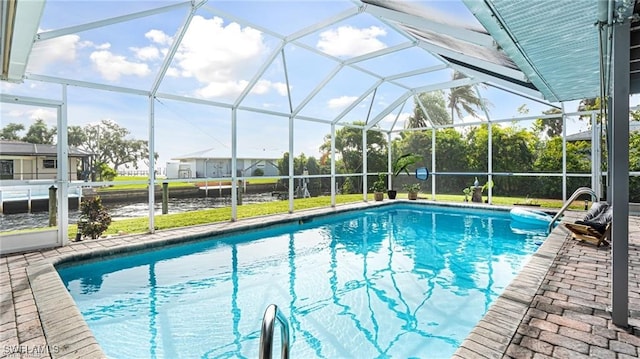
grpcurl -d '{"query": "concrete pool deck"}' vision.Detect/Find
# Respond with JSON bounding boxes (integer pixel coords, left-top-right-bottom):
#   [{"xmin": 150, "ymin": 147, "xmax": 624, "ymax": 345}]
[{"xmin": 1, "ymin": 200, "xmax": 639, "ymax": 358}]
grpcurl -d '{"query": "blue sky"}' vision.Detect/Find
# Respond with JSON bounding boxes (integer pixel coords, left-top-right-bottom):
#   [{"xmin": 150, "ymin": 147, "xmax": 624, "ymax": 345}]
[{"xmin": 1, "ymin": 0, "xmax": 629, "ymax": 170}]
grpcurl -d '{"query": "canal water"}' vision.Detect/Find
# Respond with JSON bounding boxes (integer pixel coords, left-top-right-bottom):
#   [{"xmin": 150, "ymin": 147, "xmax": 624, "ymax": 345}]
[{"xmin": 0, "ymin": 193, "xmax": 279, "ymax": 232}]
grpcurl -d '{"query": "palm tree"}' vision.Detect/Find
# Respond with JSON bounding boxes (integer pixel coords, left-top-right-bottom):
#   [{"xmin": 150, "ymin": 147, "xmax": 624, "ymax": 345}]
[
  {"xmin": 405, "ymin": 90, "xmax": 450, "ymax": 128},
  {"xmin": 447, "ymin": 71, "xmax": 485, "ymax": 122}
]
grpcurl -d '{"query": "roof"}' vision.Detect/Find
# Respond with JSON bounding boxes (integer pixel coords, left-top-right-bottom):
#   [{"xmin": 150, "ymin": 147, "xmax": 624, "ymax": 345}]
[
  {"xmin": 172, "ymin": 147, "xmax": 284, "ymax": 161},
  {"xmin": 566, "ymin": 121, "xmax": 640, "ymax": 142},
  {"xmin": 0, "ymin": 140, "xmax": 91, "ymax": 157},
  {"xmin": 1, "ymin": 0, "xmax": 638, "ymax": 129}
]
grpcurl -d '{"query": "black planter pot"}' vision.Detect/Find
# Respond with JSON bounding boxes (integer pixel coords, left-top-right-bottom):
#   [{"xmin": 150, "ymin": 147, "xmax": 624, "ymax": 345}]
[{"xmin": 387, "ymin": 190, "xmax": 397, "ymax": 199}]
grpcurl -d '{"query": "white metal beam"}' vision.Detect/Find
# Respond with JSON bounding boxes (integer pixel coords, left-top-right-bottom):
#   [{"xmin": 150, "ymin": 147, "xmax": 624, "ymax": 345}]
[
  {"xmin": 234, "ymin": 41, "xmax": 285, "ymax": 108},
  {"xmin": 201, "ymin": 4, "xmax": 284, "ymax": 40},
  {"xmin": 57, "ymin": 85, "xmax": 69, "ymax": 245},
  {"xmin": 385, "ymin": 64, "xmax": 448, "ymax": 81},
  {"xmin": 150, "ymin": 2, "xmax": 201, "ymax": 95},
  {"xmin": 333, "ymin": 79, "xmax": 383, "ymax": 124},
  {"xmin": 413, "ymin": 77, "xmax": 477, "ymax": 94},
  {"xmin": 366, "ymin": 90, "xmax": 412, "ymax": 129},
  {"xmin": 286, "ymin": 6, "xmax": 360, "ymax": 42},
  {"xmin": 343, "ymin": 42, "xmax": 414, "ymax": 65},
  {"xmin": 415, "ymin": 93, "xmax": 435, "ymax": 128},
  {"xmin": 292, "ymin": 64, "xmax": 343, "ymax": 116},
  {"xmin": 36, "ymin": 2, "xmax": 191, "ymax": 41},
  {"xmin": 27, "ymin": 74, "xmax": 150, "ymax": 96},
  {"xmin": 0, "ymin": 93, "xmax": 62, "ymax": 107},
  {"xmin": 158, "ymin": 92, "xmax": 233, "ymax": 108}
]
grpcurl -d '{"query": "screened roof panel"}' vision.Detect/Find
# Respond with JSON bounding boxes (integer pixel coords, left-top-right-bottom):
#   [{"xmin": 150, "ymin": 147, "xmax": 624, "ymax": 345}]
[
  {"xmin": 378, "ymin": 98, "xmax": 413, "ymax": 132},
  {"xmin": 39, "ymin": 0, "xmax": 185, "ymax": 30},
  {"xmin": 236, "ymin": 55, "xmax": 290, "ymax": 112},
  {"xmin": 30, "ymin": 8, "xmax": 187, "ymax": 90},
  {"xmin": 354, "ymin": 46, "xmax": 443, "ymax": 78},
  {"xmin": 208, "ymin": 0, "xmax": 355, "ymax": 37},
  {"xmin": 392, "ymin": 67, "xmax": 454, "ymax": 90},
  {"xmin": 357, "ymin": 81, "xmax": 411, "ymax": 127},
  {"xmin": 154, "ymin": 98, "xmax": 232, "ymax": 160},
  {"xmin": 295, "ymin": 11, "xmax": 409, "ymax": 60},
  {"xmin": 157, "ymin": 12, "xmax": 282, "ymax": 104},
  {"xmin": 281, "ymin": 44, "xmax": 342, "ymax": 112},
  {"xmin": 296, "ymin": 66, "xmax": 379, "ymax": 120}
]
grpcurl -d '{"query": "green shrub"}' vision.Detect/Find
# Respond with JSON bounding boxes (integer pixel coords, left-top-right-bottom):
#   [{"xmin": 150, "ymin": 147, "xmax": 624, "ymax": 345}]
[
  {"xmin": 79, "ymin": 196, "xmax": 112, "ymax": 239},
  {"xmin": 253, "ymin": 168, "xmax": 264, "ymax": 176},
  {"xmin": 97, "ymin": 162, "xmax": 117, "ymax": 181}
]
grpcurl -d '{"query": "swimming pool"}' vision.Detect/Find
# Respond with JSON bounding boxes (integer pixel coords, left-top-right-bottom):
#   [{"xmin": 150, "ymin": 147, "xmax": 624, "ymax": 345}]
[{"xmin": 58, "ymin": 203, "xmax": 545, "ymax": 358}]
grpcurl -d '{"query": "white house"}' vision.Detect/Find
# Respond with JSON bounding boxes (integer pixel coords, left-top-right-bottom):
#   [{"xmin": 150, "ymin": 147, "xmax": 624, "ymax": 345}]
[
  {"xmin": 167, "ymin": 147, "xmax": 282, "ymax": 179},
  {"xmin": 0, "ymin": 140, "xmax": 91, "ymax": 180}
]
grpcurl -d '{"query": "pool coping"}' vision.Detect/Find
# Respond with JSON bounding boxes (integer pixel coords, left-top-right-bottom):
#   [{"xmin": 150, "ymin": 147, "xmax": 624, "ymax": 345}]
[
  {"xmin": 4, "ymin": 200, "xmax": 567, "ymax": 358},
  {"xmin": 452, "ymin": 208, "xmax": 578, "ymax": 358}
]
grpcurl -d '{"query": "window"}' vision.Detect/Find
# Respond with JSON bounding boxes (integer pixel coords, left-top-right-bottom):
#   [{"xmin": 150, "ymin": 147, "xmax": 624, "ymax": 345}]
[
  {"xmin": 0, "ymin": 160, "xmax": 13, "ymax": 179},
  {"xmin": 43, "ymin": 159, "xmax": 57, "ymax": 169}
]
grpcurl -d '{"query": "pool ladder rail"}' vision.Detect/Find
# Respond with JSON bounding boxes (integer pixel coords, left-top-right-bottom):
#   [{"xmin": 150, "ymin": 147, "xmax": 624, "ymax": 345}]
[
  {"xmin": 259, "ymin": 304, "xmax": 290, "ymax": 359},
  {"xmin": 547, "ymin": 187, "xmax": 598, "ymax": 233}
]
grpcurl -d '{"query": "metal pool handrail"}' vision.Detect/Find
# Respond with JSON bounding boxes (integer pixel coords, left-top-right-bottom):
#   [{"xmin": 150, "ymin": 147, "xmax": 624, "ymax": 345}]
[
  {"xmin": 547, "ymin": 187, "xmax": 598, "ymax": 233},
  {"xmin": 259, "ymin": 304, "xmax": 290, "ymax": 359}
]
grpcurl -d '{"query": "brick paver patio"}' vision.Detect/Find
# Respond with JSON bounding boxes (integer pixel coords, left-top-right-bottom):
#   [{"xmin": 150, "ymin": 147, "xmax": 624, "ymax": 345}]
[{"xmin": 1, "ymin": 201, "xmax": 639, "ymax": 359}]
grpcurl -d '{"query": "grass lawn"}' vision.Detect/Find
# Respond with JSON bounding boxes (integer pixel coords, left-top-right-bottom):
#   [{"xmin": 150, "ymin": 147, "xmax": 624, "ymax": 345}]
[
  {"xmin": 0, "ymin": 189, "xmax": 587, "ymax": 239},
  {"xmin": 63, "ymin": 192, "xmax": 588, "ymax": 240}
]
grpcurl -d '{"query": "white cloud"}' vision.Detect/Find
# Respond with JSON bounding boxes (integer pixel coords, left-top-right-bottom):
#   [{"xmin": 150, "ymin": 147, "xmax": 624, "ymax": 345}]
[
  {"xmin": 146, "ymin": 29, "xmax": 172, "ymax": 45},
  {"xmin": 95, "ymin": 42, "xmax": 111, "ymax": 50},
  {"xmin": 272, "ymin": 82, "xmax": 289, "ymax": 96},
  {"xmin": 30, "ymin": 108, "xmax": 57, "ymax": 122},
  {"xmin": 169, "ymin": 16, "xmax": 269, "ymax": 98},
  {"xmin": 252, "ymin": 79, "xmax": 271, "ymax": 95},
  {"xmin": 317, "ymin": 26, "xmax": 387, "ymax": 57},
  {"xmin": 195, "ymin": 80, "xmax": 249, "ymax": 98},
  {"xmin": 90, "ymin": 50, "xmax": 151, "ymax": 81},
  {"xmin": 132, "ymin": 46, "xmax": 161, "ymax": 61},
  {"xmin": 383, "ymin": 112, "xmax": 411, "ymax": 123},
  {"xmin": 4, "ymin": 108, "xmax": 56, "ymax": 123},
  {"xmin": 165, "ymin": 67, "xmax": 180, "ymax": 77},
  {"xmin": 250, "ymin": 80, "xmax": 288, "ymax": 96},
  {"xmin": 28, "ymin": 35, "xmax": 81, "ymax": 72},
  {"xmin": 328, "ymin": 96, "xmax": 358, "ymax": 109}
]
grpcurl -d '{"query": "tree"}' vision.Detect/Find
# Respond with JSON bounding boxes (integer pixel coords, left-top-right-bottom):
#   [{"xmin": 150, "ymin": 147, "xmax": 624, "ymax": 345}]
[
  {"xmin": 319, "ymin": 122, "xmax": 388, "ymax": 193},
  {"xmin": 79, "ymin": 119, "xmax": 153, "ymax": 172},
  {"xmin": 533, "ymin": 108, "xmax": 563, "ymax": 138},
  {"xmin": 533, "ymin": 137, "xmax": 591, "ymax": 198},
  {"xmin": 447, "ymin": 71, "xmax": 487, "ymax": 122},
  {"xmin": 577, "ymin": 97, "xmax": 603, "ymax": 124},
  {"xmin": 466, "ymin": 124, "xmax": 538, "ymax": 196},
  {"xmin": 22, "ymin": 119, "xmax": 56, "ymax": 144},
  {"xmin": 68, "ymin": 125, "xmax": 87, "ymax": 147},
  {"xmin": 0, "ymin": 123, "xmax": 25, "ymax": 140},
  {"xmin": 405, "ymin": 91, "xmax": 450, "ymax": 128}
]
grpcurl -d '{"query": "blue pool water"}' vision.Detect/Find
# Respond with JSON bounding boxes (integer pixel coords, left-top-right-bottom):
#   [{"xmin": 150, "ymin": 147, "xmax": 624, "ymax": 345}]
[{"xmin": 58, "ymin": 204, "xmax": 545, "ymax": 359}]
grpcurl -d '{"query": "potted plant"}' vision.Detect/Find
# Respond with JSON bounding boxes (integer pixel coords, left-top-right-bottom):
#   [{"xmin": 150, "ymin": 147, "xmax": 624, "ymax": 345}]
[
  {"xmin": 403, "ymin": 183, "xmax": 421, "ymax": 200},
  {"xmin": 390, "ymin": 153, "xmax": 422, "ymax": 199},
  {"xmin": 462, "ymin": 187, "xmax": 472, "ymax": 202},
  {"xmin": 371, "ymin": 173, "xmax": 387, "ymax": 201},
  {"xmin": 465, "ymin": 179, "xmax": 494, "ymax": 203}
]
